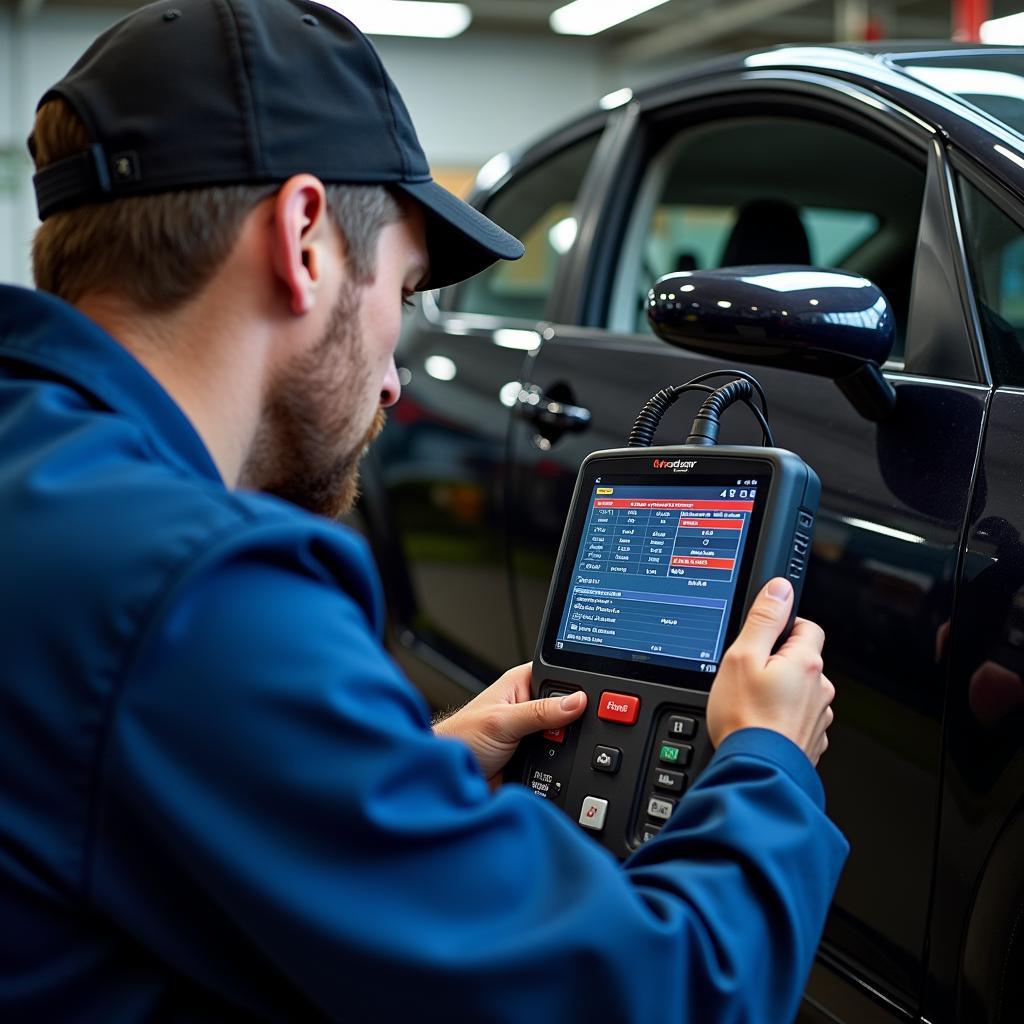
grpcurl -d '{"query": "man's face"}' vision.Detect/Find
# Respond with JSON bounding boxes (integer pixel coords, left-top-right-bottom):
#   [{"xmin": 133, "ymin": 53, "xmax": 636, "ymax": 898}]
[{"xmin": 241, "ymin": 204, "xmax": 428, "ymax": 518}]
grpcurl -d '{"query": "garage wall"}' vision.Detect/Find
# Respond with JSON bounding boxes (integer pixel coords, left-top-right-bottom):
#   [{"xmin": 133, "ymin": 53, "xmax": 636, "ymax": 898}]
[{"xmin": 0, "ymin": 7, "xmax": 621, "ymax": 287}]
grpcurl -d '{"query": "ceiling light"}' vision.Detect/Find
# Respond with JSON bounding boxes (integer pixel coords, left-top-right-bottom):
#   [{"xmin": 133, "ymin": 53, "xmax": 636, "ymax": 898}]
[
  {"xmin": 551, "ymin": 0, "xmax": 672, "ymax": 36},
  {"xmin": 315, "ymin": 1, "xmax": 472, "ymax": 39},
  {"xmin": 981, "ymin": 12, "xmax": 1024, "ymax": 44}
]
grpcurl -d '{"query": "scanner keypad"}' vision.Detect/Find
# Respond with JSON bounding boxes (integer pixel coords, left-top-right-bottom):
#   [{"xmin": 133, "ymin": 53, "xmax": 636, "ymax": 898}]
[{"xmin": 636, "ymin": 708, "xmax": 707, "ymax": 844}]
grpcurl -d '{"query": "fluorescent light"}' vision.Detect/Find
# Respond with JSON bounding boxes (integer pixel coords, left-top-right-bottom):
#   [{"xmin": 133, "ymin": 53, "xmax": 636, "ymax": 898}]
[
  {"xmin": 600, "ymin": 87, "xmax": 633, "ymax": 110},
  {"xmin": 315, "ymin": 1, "xmax": 471, "ymax": 39},
  {"xmin": 550, "ymin": 0, "xmax": 671, "ymax": 36},
  {"xmin": 981, "ymin": 12, "xmax": 1024, "ymax": 44}
]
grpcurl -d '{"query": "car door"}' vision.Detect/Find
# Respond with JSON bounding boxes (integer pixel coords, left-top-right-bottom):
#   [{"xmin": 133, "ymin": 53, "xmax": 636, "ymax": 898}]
[
  {"xmin": 921, "ymin": 163, "xmax": 1024, "ymax": 1024},
  {"xmin": 507, "ymin": 77, "xmax": 989, "ymax": 1021},
  {"xmin": 365, "ymin": 121, "xmax": 603, "ymax": 705}
]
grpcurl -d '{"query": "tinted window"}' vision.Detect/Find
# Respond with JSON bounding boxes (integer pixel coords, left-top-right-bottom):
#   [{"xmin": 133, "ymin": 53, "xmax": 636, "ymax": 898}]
[
  {"xmin": 896, "ymin": 54, "xmax": 1024, "ymax": 139},
  {"xmin": 449, "ymin": 134, "xmax": 599, "ymax": 321},
  {"xmin": 609, "ymin": 117, "xmax": 923, "ymax": 359},
  {"xmin": 958, "ymin": 177, "xmax": 1024, "ymax": 385}
]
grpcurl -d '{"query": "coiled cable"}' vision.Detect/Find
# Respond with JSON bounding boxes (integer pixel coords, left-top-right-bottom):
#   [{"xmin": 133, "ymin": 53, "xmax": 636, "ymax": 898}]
[{"xmin": 626, "ymin": 370, "xmax": 774, "ymax": 448}]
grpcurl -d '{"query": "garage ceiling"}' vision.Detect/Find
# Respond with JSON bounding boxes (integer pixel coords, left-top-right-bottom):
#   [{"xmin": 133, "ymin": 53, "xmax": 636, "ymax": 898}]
[{"xmin": 8, "ymin": 0, "xmax": 1021, "ymax": 60}]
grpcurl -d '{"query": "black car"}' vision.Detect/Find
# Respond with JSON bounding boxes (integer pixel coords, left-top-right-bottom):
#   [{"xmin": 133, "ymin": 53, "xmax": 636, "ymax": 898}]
[{"xmin": 360, "ymin": 43, "xmax": 1024, "ymax": 1023}]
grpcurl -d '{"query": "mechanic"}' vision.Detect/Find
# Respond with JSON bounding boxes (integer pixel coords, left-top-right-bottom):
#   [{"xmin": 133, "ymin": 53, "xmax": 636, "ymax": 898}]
[{"xmin": 0, "ymin": 1, "xmax": 846, "ymax": 1021}]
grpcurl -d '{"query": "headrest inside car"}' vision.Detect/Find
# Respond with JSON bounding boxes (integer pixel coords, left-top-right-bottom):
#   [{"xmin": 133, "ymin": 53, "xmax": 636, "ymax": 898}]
[{"xmin": 721, "ymin": 199, "xmax": 811, "ymax": 266}]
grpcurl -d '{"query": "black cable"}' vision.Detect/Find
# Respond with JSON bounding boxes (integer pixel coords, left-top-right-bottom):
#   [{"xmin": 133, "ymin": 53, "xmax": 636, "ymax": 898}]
[
  {"xmin": 626, "ymin": 383, "xmax": 713, "ymax": 448},
  {"xmin": 626, "ymin": 371, "xmax": 774, "ymax": 448},
  {"xmin": 745, "ymin": 401, "xmax": 774, "ymax": 448},
  {"xmin": 678, "ymin": 369, "xmax": 769, "ymax": 421},
  {"xmin": 686, "ymin": 379, "xmax": 756, "ymax": 446}
]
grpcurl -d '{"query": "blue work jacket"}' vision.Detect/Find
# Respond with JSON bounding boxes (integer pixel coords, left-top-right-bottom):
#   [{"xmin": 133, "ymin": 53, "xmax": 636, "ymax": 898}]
[{"xmin": 0, "ymin": 285, "xmax": 848, "ymax": 1022}]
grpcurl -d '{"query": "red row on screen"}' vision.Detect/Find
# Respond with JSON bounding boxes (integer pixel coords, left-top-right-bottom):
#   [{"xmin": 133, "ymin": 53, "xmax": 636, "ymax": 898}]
[
  {"xmin": 593, "ymin": 499, "xmax": 754, "ymax": 511},
  {"xmin": 670, "ymin": 556, "xmax": 736, "ymax": 569}
]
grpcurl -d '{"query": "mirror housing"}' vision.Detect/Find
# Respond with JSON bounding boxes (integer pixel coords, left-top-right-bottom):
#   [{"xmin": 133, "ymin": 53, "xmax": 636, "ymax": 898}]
[{"xmin": 647, "ymin": 265, "xmax": 897, "ymax": 421}]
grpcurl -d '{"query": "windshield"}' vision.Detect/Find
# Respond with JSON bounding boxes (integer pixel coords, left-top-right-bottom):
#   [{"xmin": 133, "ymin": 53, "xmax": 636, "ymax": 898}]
[{"xmin": 893, "ymin": 53, "xmax": 1024, "ymax": 138}]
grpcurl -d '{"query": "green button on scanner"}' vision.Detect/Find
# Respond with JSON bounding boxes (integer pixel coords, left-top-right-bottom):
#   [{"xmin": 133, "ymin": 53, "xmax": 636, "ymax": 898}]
[{"xmin": 659, "ymin": 743, "xmax": 681, "ymax": 764}]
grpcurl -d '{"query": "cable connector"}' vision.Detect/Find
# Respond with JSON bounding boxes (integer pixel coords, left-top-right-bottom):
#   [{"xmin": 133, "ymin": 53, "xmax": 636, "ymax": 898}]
[
  {"xmin": 685, "ymin": 379, "xmax": 756, "ymax": 446},
  {"xmin": 626, "ymin": 370, "xmax": 773, "ymax": 448}
]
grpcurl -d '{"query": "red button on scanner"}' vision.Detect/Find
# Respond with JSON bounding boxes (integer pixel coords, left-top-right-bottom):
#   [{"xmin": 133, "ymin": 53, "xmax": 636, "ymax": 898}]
[
  {"xmin": 597, "ymin": 691, "xmax": 640, "ymax": 725},
  {"xmin": 543, "ymin": 727, "xmax": 566, "ymax": 743}
]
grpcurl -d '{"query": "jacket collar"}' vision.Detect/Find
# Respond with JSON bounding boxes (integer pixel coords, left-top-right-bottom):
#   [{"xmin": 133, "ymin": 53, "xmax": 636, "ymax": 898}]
[{"xmin": 0, "ymin": 285, "xmax": 222, "ymax": 484}]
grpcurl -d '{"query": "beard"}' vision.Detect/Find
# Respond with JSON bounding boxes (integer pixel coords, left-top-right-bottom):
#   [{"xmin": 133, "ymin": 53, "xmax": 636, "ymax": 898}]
[{"xmin": 239, "ymin": 283, "xmax": 386, "ymax": 519}]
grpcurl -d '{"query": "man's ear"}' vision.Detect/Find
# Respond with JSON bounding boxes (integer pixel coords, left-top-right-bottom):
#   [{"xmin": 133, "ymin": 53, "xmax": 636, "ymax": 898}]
[{"xmin": 271, "ymin": 174, "xmax": 336, "ymax": 316}]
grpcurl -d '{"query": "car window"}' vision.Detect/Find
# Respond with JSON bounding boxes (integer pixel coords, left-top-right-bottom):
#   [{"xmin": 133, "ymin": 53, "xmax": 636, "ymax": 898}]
[
  {"xmin": 894, "ymin": 54, "xmax": 1024, "ymax": 140},
  {"xmin": 608, "ymin": 116, "xmax": 924, "ymax": 360},
  {"xmin": 447, "ymin": 133, "xmax": 600, "ymax": 322},
  {"xmin": 958, "ymin": 178, "xmax": 1024, "ymax": 385}
]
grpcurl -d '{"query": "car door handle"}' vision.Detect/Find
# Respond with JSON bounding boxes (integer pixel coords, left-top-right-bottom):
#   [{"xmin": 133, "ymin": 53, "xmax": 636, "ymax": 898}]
[{"xmin": 514, "ymin": 385, "xmax": 591, "ymax": 433}]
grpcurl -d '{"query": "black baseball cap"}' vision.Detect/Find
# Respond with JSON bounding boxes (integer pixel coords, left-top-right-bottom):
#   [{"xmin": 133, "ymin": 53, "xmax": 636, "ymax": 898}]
[{"xmin": 30, "ymin": 0, "xmax": 524, "ymax": 289}]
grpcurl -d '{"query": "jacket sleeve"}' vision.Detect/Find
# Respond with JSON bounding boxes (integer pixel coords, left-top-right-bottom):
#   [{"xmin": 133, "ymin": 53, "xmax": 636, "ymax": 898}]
[{"xmin": 90, "ymin": 523, "xmax": 848, "ymax": 1024}]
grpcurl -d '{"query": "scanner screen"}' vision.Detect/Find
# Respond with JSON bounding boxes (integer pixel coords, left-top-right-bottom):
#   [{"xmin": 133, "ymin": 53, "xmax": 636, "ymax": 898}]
[{"xmin": 551, "ymin": 480, "xmax": 762, "ymax": 674}]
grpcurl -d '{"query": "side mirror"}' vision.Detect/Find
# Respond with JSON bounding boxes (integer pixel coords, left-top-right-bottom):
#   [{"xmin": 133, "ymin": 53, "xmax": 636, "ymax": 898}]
[{"xmin": 647, "ymin": 265, "xmax": 897, "ymax": 421}]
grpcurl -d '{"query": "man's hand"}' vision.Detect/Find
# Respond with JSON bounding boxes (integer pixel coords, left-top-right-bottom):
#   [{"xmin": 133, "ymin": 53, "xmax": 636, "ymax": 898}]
[
  {"xmin": 707, "ymin": 578, "xmax": 834, "ymax": 766},
  {"xmin": 434, "ymin": 664, "xmax": 587, "ymax": 786}
]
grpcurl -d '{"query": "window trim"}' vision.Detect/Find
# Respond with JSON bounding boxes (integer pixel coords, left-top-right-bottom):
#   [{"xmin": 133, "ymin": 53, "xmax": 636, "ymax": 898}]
[
  {"xmin": 949, "ymin": 146, "xmax": 1024, "ymax": 386},
  {"xmin": 556, "ymin": 72, "xmax": 935, "ymax": 333},
  {"xmin": 604, "ymin": 115, "xmax": 901, "ymax": 337},
  {"xmin": 575, "ymin": 85, "xmax": 930, "ymax": 338},
  {"xmin": 435, "ymin": 117, "xmax": 607, "ymax": 322}
]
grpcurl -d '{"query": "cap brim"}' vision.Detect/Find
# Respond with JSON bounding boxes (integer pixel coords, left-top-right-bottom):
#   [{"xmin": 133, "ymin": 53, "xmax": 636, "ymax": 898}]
[{"xmin": 395, "ymin": 179, "xmax": 524, "ymax": 291}]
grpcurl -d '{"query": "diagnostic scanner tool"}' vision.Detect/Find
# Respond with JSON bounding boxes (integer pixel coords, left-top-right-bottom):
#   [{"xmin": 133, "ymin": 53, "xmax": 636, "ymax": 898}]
[{"xmin": 513, "ymin": 373, "xmax": 820, "ymax": 858}]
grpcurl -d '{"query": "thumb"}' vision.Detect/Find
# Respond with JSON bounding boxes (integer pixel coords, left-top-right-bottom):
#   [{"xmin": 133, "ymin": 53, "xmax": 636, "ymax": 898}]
[
  {"xmin": 500, "ymin": 690, "xmax": 587, "ymax": 743},
  {"xmin": 734, "ymin": 578, "xmax": 793, "ymax": 660}
]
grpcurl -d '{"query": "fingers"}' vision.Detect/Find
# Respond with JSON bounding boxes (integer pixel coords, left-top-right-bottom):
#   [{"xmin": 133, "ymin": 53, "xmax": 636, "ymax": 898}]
[
  {"xmin": 497, "ymin": 690, "xmax": 587, "ymax": 744},
  {"xmin": 493, "ymin": 662, "xmax": 534, "ymax": 704},
  {"xmin": 809, "ymin": 680, "xmax": 835, "ymax": 765},
  {"xmin": 776, "ymin": 617, "xmax": 825, "ymax": 657},
  {"xmin": 732, "ymin": 578, "xmax": 794, "ymax": 661}
]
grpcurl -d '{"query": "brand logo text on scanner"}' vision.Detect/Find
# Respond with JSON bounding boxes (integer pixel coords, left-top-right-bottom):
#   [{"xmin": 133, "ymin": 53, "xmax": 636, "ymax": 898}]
[{"xmin": 652, "ymin": 459, "xmax": 698, "ymax": 471}]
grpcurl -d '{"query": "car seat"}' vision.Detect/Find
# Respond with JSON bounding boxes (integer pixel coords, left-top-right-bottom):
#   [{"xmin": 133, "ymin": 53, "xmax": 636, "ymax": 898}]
[{"xmin": 721, "ymin": 198, "xmax": 811, "ymax": 266}]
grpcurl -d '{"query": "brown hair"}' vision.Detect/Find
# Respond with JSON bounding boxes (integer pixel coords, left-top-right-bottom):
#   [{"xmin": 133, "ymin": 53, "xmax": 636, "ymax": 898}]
[{"xmin": 29, "ymin": 99, "xmax": 401, "ymax": 310}]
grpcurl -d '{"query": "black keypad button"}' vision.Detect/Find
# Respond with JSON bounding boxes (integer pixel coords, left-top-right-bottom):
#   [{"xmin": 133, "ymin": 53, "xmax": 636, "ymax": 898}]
[
  {"xmin": 653, "ymin": 768, "xmax": 686, "ymax": 793},
  {"xmin": 640, "ymin": 823, "xmax": 662, "ymax": 843},
  {"xmin": 591, "ymin": 744, "xmax": 621, "ymax": 774},
  {"xmin": 667, "ymin": 715, "xmax": 696, "ymax": 739}
]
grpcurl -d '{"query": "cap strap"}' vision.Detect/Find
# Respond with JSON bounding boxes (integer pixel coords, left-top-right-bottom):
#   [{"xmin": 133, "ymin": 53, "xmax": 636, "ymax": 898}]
[{"xmin": 33, "ymin": 144, "xmax": 111, "ymax": 221}]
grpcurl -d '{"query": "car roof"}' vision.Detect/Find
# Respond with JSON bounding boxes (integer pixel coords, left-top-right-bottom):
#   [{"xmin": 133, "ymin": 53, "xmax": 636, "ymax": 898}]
[
  {"xmin": 647, "ymin": 43, "xmax": 1015, "ymax": 144},
  {"xmin": 479, "ymin": 42, "xmax": 1024, "ymax": 207}
]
